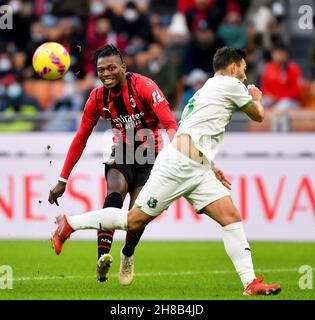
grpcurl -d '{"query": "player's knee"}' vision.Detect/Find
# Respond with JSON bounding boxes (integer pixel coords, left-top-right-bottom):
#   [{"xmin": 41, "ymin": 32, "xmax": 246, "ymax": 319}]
[
  {"xmin": 126, "ymin": 209, "xmax": 148, "ymax": 232},
  {"xmin": 107, "ymin": 180, "xmax": 128, "ymax": 195},
  {"xmin": 221, "ymin": 210, "xmax": 241, "ymax": 226},
  {"xmin": 127, "ymin": 220, "xmax": 144, "ymax": 233}
]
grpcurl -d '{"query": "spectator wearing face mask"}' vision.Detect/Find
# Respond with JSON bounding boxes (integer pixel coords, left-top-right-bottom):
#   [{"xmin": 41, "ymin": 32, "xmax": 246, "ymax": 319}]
[
  {"xmin": 184, "ymin": 20, "xmax": 223, "ymax": 75},
  {"xmin": 217, "ymin": 2, "xmax": 248, "ymax": 49},
  {"xmin": 0, "ymin": 53, "xmax": 41, "ymax": 131},
  {"xmin": 184, "ymin": 0, "xmax": 225, "ymax": 33},
  {"xmin": 120, "ymin": 1, "xmax": 153, "ymax": 43},
  {"xmin": 180, "ymin": 68, "xmax": 208, "ymax": 110},
  {"xmin": 0, "ymin": 78, "xmax": 41, "ymax": 131},
  {"xmin": 141, "ymin": 42, "xmax": 178, "ymax": 108}
]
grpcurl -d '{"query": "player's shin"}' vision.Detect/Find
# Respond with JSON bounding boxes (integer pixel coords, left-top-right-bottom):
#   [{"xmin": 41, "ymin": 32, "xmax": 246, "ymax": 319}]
[
  {"xmin": 222, "ymin": 221, "xmax": 256, "ymax": 287},
  {"xmin": 97, "ymin": 192, "xmax": 124, "ymax": 258},
  {"xmin": 122, "ymin": 228, "xmax": 145, "ymax": 257},
  {"xmin": 66, "ymin": 207, "xmax": 128, "ymax": 231}
]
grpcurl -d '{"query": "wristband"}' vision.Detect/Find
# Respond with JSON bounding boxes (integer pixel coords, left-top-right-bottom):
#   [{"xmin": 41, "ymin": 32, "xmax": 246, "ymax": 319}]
[{"xmin": 58, "ymin": 177, "xmax": 68, "ymax": 183}]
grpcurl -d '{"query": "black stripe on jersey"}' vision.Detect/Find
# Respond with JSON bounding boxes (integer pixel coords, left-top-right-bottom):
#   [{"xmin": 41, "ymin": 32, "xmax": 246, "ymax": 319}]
[{"xmin": 102, "ymin": 87, "xmax": 111, "ymax": 118}]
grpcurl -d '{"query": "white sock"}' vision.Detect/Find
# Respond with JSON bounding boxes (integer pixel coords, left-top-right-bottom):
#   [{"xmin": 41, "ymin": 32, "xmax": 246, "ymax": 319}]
[
  {"xmin": 222, "ymin": 221, "xmax": 256, "ymax": 287},
  {"xmin": 67, "ymin": 207, "xmax": 128, "ymax": 231}
]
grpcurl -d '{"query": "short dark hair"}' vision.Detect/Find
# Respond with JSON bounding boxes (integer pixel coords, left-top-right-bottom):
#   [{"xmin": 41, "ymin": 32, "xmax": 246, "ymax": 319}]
[
  {"xmin": 213, "ymin": 47, "xmax": 246, "ymax": 72},
  {"xmin": 92, "ymin": 44, "xmax": 124, "ymax": 64},
  {"xmin": 272, "ymin": 42, "xmax": 288, "ymax": 53}
]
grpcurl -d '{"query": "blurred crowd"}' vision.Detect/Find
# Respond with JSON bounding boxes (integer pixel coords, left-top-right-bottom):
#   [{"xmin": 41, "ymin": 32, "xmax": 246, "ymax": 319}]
[{"xmin": 0, "ymin": 0, "xmax": 315, "ymax": 132}]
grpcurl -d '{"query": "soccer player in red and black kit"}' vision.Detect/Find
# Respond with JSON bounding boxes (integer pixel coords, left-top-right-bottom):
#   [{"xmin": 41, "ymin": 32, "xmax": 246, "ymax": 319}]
[{"xmin": 48, "ymin": 44, "xmax": 178, "ymax": 285}]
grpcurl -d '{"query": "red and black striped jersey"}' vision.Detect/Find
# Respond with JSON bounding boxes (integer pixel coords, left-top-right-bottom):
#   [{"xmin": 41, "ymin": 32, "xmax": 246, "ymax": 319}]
[{"xmin": 60, "ymin": 72, "xmax": 178, "ymax": 180}]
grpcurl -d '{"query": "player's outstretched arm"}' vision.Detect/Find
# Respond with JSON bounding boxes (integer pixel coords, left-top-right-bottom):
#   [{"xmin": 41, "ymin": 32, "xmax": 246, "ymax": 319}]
[
  {"xmin": 48, "ymin": 93, "xmax": 100, "ymax": 206},
  {"xmin": 242, "ymin": 84, "xmax": 265, "ymax": 122}
]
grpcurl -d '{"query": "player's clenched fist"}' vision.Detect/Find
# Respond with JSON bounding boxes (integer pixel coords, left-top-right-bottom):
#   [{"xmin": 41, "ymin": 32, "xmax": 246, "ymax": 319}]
[
  {"xmin": 48, "ymin": 181, "xmax": 66, "ymax": 206},
  {"xmin": 247, "ymin": 84, "xmax": 262, "ymax": 101},
  {"xmin": 213, "ymin": 167, "xmax": 232, "ymax": 190}
]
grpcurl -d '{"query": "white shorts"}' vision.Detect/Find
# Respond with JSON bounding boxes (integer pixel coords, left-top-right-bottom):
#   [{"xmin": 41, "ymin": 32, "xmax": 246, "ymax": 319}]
[{"xmin": 135, "ymin": 144, "xmax": 230, "ymax": 216}]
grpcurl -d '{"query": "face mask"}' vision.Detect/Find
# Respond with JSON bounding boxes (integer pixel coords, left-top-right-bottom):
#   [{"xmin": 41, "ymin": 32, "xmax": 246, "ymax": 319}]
[
  {"xmin": 7, "ymin": 83, "xmax": 22, "ymax": 99},
  {"xmin": 123, "ymin": 9, "xmax": 139, "ymax": 22},
  {"xmin": 10, "ymin": 0, "xmax": 22, "ymax": 13},
  {"xmin": 148, "ymin": 60, "xmax": 162, "ymax": 74},
  {"xmin": 90, "ymin": 3, "xmax": 106, "ymax": 15},
  {"xmin": 0, "ymin": 59, "xmax": 12, "ymax": 72}
]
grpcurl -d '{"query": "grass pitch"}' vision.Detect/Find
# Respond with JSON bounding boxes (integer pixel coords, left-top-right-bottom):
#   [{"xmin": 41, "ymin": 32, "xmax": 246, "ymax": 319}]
[{"xmin": 0, "ymin": 240, "xmax": 314, "ymax": 300}]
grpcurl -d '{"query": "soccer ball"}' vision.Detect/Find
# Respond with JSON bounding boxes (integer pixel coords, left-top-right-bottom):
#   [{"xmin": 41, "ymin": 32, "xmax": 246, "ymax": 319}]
[{"xmin": 32, "ymin": 42, "xmax": 71, "ymax": 80}]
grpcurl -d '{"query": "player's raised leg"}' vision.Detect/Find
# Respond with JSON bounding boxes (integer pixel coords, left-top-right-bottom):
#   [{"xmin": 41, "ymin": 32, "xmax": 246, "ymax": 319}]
[
  {"xmin": 51, "ymin": 207, "xmax": 154, "ymax": 255},
  {"xmin": 202, "ymin": 195, "xmax": 281, "ymax": 295}
]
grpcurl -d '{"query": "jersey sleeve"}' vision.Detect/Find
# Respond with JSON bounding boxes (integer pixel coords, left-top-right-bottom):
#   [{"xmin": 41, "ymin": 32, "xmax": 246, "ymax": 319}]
[
  {"xmin": 137, "ymin": 76, "xmax": 170, "ymax": 110},
  {"xmin": 59, "ymin": 90, "xmax": 100, "ymax": 180},
  {"xmin": 228, "ymin": 79, "xmax": 253, "ymax": 108},
  {"xmin": 137, "ymin": 76, "xmax": 178, "ymax": 140}
]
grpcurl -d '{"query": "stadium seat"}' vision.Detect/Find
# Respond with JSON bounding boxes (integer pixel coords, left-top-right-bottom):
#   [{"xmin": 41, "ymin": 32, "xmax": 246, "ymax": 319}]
[
  {"xmin": 245, "ymin": 109, "xmax": 274, "ymax": 132},
  {"xmin": 23, "ymin": 80, "xmax": 65, "ymax": 109},
  {"xmin": 289, "ymin": 109, "xmax": 315, "ymax": 132},
  {"xmin": 301, "ymin": 80, "xmax": 315, "ymax": 109}
]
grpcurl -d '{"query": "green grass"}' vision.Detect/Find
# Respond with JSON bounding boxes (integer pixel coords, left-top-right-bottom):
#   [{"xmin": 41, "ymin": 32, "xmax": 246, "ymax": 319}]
[{"xmin": 0, "ymin": 240, "xmax": 314, "ymax": 300}]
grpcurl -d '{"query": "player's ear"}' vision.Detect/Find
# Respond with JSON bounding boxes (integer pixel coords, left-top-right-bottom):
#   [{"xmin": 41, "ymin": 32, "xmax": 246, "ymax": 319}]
[
  {"xmin": 230, "ymin": 62, "xmax": 237, "ymax": 75},
  {"xmin": 121, "ymin": 62, "xmax": 127, "ymax": 72}
]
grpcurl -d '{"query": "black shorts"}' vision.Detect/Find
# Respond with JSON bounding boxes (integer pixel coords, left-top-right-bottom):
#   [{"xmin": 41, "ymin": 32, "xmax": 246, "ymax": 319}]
[
  {"xmin": 104, "ymin": 144, "xmax": 155, "ymax": 191},
  {"xmin": 105, "ymin": 161, "xmax": 153, "ymax": 191}
]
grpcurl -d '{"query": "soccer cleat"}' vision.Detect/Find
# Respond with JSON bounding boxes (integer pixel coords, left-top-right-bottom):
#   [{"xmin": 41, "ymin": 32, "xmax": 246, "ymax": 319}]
[
  {"xmin": 119, "ymin": 250, "xmax": 134, "ymax": 286},
  {"xmin": 51, "ymin": 214, "xmax": 74, "ymax": 255},
  {"xmin": 96, "ymin": 254, "xmax": 113, "ymax": 282},
  {"xmin": 243, "ymin": 276, "xmax": 281, "ymax": 296}
]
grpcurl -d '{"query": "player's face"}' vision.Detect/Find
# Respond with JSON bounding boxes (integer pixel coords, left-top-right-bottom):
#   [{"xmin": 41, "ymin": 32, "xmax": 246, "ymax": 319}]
[
  {"xmin": 97, "ymin": 55, "xmax": 126, "ymax": 90},
  {"xmin": 235, "ymin": 59, "xmax": 247, "ymax": 83}
]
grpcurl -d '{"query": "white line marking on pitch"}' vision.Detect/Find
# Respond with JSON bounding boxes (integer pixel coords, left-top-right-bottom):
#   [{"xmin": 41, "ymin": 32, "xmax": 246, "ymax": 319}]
[{"xmin": 13, "ymin": 268, "xmax": 313, "ymax": 282}]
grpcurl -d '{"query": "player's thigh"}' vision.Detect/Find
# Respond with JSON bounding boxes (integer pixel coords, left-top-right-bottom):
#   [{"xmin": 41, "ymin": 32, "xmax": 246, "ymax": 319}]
[
  {"xmin": 129, "ymin": 186, "xmax": 142, "ymax": 209},
  {"xmin": 203, "ymin": 196, "xmax": 241, "ymax": 226},
  {"xmin": 127, "ymin": 207, "xmax": 156, "ymax": 232},
  {"xmin": 129, "ymin": 163, "xmax": 153, "ymax": 209},
  {"xmin": 185, "ymin": 170, "xmax": 240, "ymax": 226},
  {"xmin": 106, "ymin": 167, "xmax": 129, "ymax": 197},
  {"xmin": 135, "ymin": 166, "xmax": 190, "ymax": 217}
]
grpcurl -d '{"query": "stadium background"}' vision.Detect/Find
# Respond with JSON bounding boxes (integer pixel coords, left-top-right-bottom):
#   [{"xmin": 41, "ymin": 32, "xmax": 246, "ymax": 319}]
[
  {"xmin": 0, "ymin": 0, "xmax": 315, "ymax": 301},
  {"xmin": 1, "ymin": 0, "xmax": 314, "ymax": 241}
]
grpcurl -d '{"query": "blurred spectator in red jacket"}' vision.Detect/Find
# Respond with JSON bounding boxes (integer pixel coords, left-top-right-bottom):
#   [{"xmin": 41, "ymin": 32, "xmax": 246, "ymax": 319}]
[
  {"xmin": 261, "ymin": 43, "xmax": 303, "ymax": 111},
  {"xmin": 178, "ymin": 0, "xmax": 224, "ymax": 15}
]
